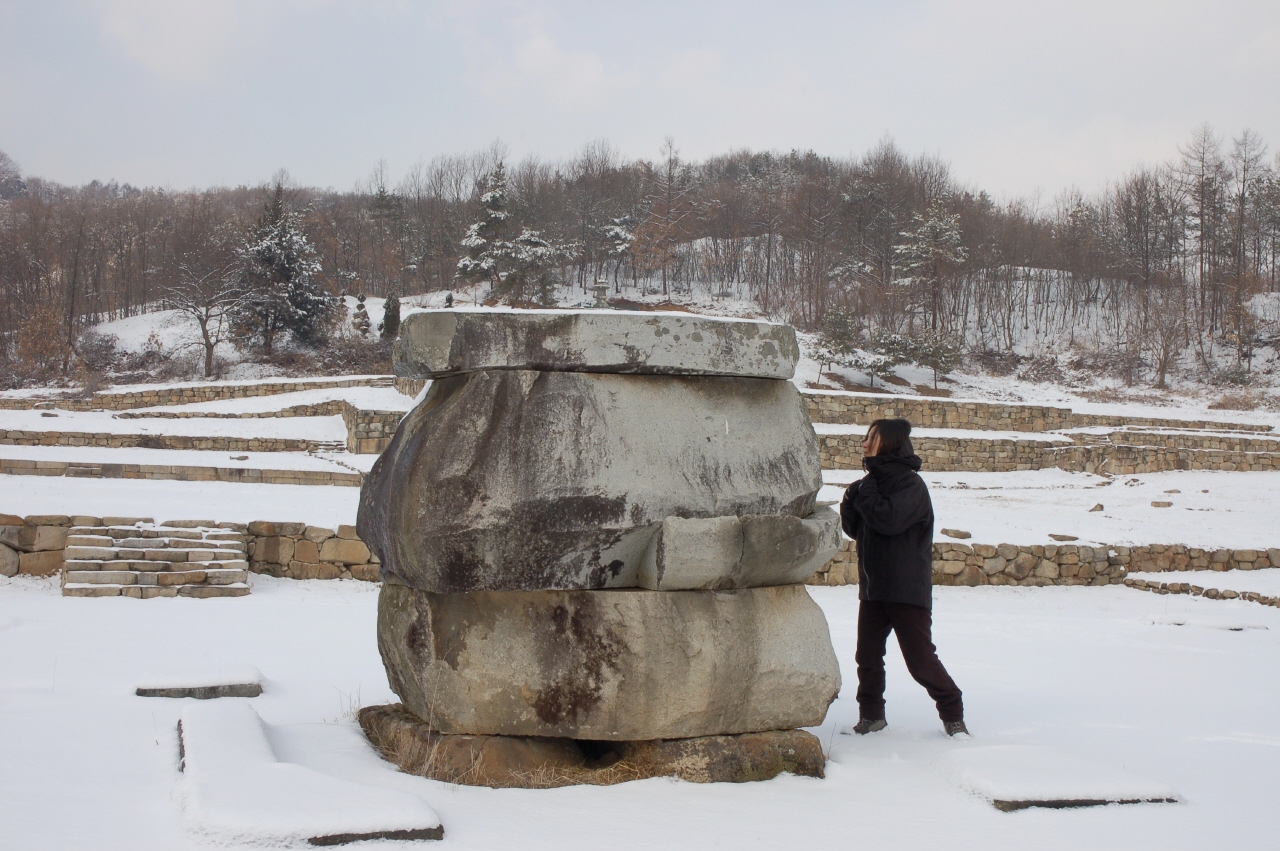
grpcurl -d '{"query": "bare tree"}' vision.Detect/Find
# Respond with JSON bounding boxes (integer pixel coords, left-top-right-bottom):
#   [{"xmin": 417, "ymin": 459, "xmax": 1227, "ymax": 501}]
[{"xmin": 165, "ymin": 260, "xmax": 245, "ymax": 377}]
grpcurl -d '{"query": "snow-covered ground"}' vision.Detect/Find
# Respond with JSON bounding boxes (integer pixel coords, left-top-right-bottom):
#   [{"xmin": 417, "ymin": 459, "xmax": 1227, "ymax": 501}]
[
  {"xmin": 820, "ymin": 469, "xmax": 1280, "ymax": 548},
  {"xmin": 0, "ymin": 444, "xmax": 359, "ymax": 472},
  {"xmin": 1, "ymin": 576, "xmax": 1276, "ymax": 849},
  {"xmin": 130, "ymin": 385, "xmax": 414, "ymax": 415},
  {"xmin": 813, "ymin": 423, "xmax": 1073, "ymax": 443},
  {"xmin": 0, "ymin": 475, "xmax": 359, "ymax": 527},
  {"xmin": 0, "ymin": 409, "xmax": 347, "ymax": 441}
]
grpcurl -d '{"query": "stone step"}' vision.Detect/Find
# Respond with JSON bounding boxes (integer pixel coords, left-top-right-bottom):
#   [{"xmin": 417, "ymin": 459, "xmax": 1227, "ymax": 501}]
[
  {"xmin": 62, "ymin": 582, "xmax": 251, "ymax": 598},
  {"xmin": 65, "ymin": 545, "xmax": 116, "ymax": 560},
  {"xmin": 65, "ymin": 534, "xmax": 115, "ymax": 547},
  {"xmin": 64, "ymin": 570, "xmax": 137, "ymax": 584}
]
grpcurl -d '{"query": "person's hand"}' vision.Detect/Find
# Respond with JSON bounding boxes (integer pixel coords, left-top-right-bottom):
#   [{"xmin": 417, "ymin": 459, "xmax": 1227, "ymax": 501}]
[{"xmin": 861, "ymin": 429, "xmax": 881, "ymax": 458}]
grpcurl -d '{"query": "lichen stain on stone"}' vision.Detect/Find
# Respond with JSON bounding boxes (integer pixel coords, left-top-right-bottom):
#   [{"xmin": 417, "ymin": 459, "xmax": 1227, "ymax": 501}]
[{"xmin": 530, "ymin": 596, "xmax": 623, "ymax": 727}]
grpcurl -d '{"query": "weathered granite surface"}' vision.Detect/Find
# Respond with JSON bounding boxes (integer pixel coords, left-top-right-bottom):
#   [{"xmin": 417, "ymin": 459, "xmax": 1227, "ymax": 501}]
[
  {"xmin": 393, "ymin": 309, "xmax": 799, "ymax": 380},
  {"xmin": 377, "ymin": 583, "xmax": 841, "ymax": 740},
  {"xmin": 358, "ymin": 369, "xmax": 822, "ymax": 592},
  {"xmin": 638, "ymin": 509, "xmax": 841, "ymax": 590}
]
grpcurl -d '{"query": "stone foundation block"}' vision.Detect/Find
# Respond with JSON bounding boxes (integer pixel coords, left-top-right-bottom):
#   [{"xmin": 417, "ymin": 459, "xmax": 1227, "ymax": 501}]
[{"xmin": 360, "ymin": 703, "xmax": 824, "ymax": 788}]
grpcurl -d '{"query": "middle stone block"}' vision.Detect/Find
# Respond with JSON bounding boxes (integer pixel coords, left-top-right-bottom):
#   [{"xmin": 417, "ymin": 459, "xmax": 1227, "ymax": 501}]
[{"xmin": 378, "ymin": 583, "xmax": 842, "ymax": 741}]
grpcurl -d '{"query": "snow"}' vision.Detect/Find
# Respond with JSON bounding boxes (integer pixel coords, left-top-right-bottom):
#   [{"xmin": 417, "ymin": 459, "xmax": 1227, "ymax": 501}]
[
  {"xmin": 136, "ymin": 665, "xmax": 262, "ymax": 692},
  {"xmin": 0, "ymin": 476, "xmax": 359, "ymax": 527},
  {"xmin": 812, "ymin": 422, "xmax": 1073, "ymax": 443},
  {"xmin": 2, "ymin": 576, "xmax": 1277, "ymax": 849},
  {"xmin": 130, "ymin": 385, "xmax": 414, "ymax": 415},
  {"xmin": 0, "ymin": 443, "xmax": 358, "ymax": 472},
  {"xmin": 400, "ymin": 304, "xmax": 784, "ymax": 326},
  {"xmin": 940, "ymin": 745, "xmax": 1179, "ymax": 805},
  {"xmin": 0, "ymin": 409, "xmax": 346, "ymax": 441},
  {"xmin": 179, "ymin": 700, "xmax": 441, "ymax": 845},
  {"xmin": 821, "ymin": 469, "xmax": 1280, "ymax": 548}
]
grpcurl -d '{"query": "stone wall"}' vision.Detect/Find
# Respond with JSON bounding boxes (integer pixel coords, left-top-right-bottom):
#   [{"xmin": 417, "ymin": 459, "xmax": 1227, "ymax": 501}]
[
  {"xmin": 807, "ymin": 539, "xmax": 1276, "ymax": 588},
  {"xmin": 341, "ymin": 406, "xmax": 403, "ymax": 454},
  {"xmin": 816, "ymin": 432, "xmax": 1280, "ymax": 473},
  {"xmin": 0, "ymin": 430, "xmax": 331, "ymax": 452},
  {"xmin": 0, "ymin": 376, "xmax": 393, "ymax": 412},
  {"xmin": 0, "ymin": 513, "xmax": 74, "ymax": 577},
  {"xmin": 0, "ymin": 458, "xmax": 362, "ymax": 487},
  {"xmin": 1, "ymin": 513, "xmax": 383, "ymax": 583},
  {"xmin": 244, "ymin": 521, "xmax": 380, "ymax": 581},
  {"xmin": 803, "ymin": 390, "xmax": 1270, "ymax": 433},
  {"xmin": 1124, "ymin": 576, "xmax": 1280, "ymax": 608}
]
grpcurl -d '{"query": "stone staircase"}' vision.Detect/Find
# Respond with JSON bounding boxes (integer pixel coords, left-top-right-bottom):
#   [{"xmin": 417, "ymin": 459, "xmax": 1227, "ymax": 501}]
[{"xmin": 60, "ymin": 518, "xmax": 251, "ymax": 598}]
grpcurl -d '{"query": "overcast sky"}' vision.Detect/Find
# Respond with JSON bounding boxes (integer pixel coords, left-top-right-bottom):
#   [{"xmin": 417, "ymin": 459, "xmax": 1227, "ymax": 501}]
[{"xmin": 2, "ymin": 0, "xmax": 1278, "ymax": 200}]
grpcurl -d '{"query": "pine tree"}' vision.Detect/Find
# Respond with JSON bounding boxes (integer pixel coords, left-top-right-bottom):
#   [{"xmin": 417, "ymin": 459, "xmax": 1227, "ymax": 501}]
[
  {"xmin": 894, "ymin": 199, "xmax": 967, "ymax": 332},
  {"xmin": 232, "ymin": 181, "xmax": 337, "ymax": 353},
  {"xmin": 380, "ymin": 292, "xmax": 401, "ymax": 339},
  {"xmin": 455, "ymin": 164, "xmax": 512, "ymax": 293},
  {"xmin": 813, "ymin": 307, "xmax": 859, "ymax": 381},
  {"xmin": 901, "ymin": 335, "xmax": 962, "ymax": 388},
  {"xmin": 352, "ymin": 294, "xmax": 371, "ymax": 336},
  {"xmin": 455, "ymin": 164, "xmax": 575, "ymax": 305}
]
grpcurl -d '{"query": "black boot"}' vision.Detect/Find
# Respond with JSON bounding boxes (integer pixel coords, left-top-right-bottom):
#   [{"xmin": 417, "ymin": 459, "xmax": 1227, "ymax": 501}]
[{"xmin": 850, "ymin": 718, "xmax": 887, "ymax": 735}]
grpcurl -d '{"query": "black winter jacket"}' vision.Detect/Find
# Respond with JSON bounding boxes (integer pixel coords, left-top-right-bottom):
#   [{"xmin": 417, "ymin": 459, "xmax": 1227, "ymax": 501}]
[{"xmin": 839, "ymin": 441, "xmax": 935, "ymax": 608}]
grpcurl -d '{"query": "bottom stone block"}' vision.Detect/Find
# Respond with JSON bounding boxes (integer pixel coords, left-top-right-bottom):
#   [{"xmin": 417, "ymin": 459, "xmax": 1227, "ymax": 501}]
[{"xmin": 359, "ymin": 703, "xmax": 825, "ymax": 788}]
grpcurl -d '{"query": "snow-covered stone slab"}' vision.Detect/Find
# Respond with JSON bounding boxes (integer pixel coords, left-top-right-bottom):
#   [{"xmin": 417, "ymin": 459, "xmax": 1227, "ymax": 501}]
[
  {"xmin": 638, "ymin": 509, "xmax": 841, "ymax": 590},
  {"xmin": 941, "ymin": 745, "xmax": 1179, "ymax": 811},
  {"xmin": 394, "ymin": 308, "xmax": 799, "ymax": 379},
  {"xmin": 378, "ymin": 583, "xmax": 840, "ymax": 740},
  {"xmin": 137, "ymin": 665, "xmax": 263, "ymax": 699},
  {"xmin": 178, "ymin": 701, "xmax": 442, "ymax": 844},
  {"xmin": 360, "ymin": 370, "xmax": 821, "ymax": 592}
]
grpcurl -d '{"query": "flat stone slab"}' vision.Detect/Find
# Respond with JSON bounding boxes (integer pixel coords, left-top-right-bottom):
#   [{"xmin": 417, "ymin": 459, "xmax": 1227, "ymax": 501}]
[
  {"xmin": 941, "ymin": 745, "xmax": 1179, "ymax": 812},
  {"xmin": 359, "ymin": 370, "xmax": 822, "ymax": 592},
  {"xmin": 360, "ymin": 703, "xmax": 824, "ymax": 788},
  {"xmin": 137, "ymin": 683, "xmax": 262, "ymax": 699},
  {"xmin": 136, "ymin": 665, "xmax": 263, "ymax": 699},
  {"xmin": 378, "ymin": 583, "xmax": 840, "ymax": 740},
  {"xmin": 393, "ymin": 309, "xmax": 799, "ymax": 379},
  {"xmin": 640, "ymin": 510, "xmax": 841, "ymax": 590}
]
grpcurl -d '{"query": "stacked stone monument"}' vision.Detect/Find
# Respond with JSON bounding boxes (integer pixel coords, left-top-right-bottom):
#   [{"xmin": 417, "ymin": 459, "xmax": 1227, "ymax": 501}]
[{"xmin": 357, "ymin": 309, "xmax": 842, "ymax": 787}]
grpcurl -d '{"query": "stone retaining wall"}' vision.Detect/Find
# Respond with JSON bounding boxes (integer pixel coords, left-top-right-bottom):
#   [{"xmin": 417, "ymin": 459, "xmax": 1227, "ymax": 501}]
[
  {"xmin": 244, "ymin": 520, "xmax": 380, "ymax": 581},
  {"xmin": 817, "ymin": 432, "xmax": 1280, "ymax": 473},
  {"xmin": 803, "ymin": 390, "xmax": 1270, "ymax": 434},
  {"xmin": 1124, "ymin": 576, "xmax": 1280, "ymax": 608},
  {"xmin": 0, "ymin": 458, "xmax": 362, "ymax": 487},
  {"xmin": 0, "ymin": 513, "xmax": 75, "ymax": 577},
  {"xmin": 807, "ymin": 540, "xmax": 1276, "ymax": 587},
  {"xmin": 0, "ymin": 376, "xmax": 393, "ymax": 412},
  {"xmin": 341, "ymin": 406, "xmax": 403, "ymax": 454},
  {"xmin": 0, "ymin": 513, "xmax": 383, "ymax": 584},
  {"xmin": 0, "ymin": 430, "xmax": 331, "ymax": 453}
]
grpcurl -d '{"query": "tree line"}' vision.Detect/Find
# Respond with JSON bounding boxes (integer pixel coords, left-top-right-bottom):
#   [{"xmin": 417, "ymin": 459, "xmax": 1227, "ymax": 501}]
[{"xmin": 0, "ymin": 125, "xmax": 1277, "ymax": 386}]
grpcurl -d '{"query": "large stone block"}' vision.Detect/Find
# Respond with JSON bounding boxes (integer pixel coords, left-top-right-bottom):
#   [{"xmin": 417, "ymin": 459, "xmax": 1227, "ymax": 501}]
[
  {"xmin": 359, "ymin": 370, "xmax": 822, "ymax": 592},
  {"xmin": 0, "ymin": 543, "xmax": 18, "ymax": 577},
  {"xmin": 639, "ymin": 509, "xmax": 840, "ymax": 590},
  {"xmin": 378, "ymin": 583, "xmax": 840, "ymax": 740},
  {"xmin": 394, "ymin": 309, "xmax": 799, "ymax": 380}
]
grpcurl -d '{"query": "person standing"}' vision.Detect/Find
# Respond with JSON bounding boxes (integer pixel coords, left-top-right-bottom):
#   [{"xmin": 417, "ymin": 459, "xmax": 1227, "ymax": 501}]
[{"xmin": 839, "ymin": 418, "xmax": 968, "ymax": 737}]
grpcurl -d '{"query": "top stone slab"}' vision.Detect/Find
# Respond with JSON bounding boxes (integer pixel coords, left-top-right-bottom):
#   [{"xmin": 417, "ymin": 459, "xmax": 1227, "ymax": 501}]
[{"xmin": 393, "ymin": 309, "xmax": 799, "ymax": 380}]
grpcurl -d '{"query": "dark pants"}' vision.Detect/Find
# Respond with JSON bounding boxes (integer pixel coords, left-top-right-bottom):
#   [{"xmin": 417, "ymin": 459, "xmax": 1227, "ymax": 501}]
[{"xmin": 856, "ymin": 600, "xmax": 964, "ymax": 723}]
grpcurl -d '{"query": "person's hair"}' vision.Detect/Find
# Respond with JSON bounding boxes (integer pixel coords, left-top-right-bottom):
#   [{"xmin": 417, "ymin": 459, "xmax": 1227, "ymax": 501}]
[{"xmin": 868, "ymin": 418, "xmax": 912, "ymax": 454}]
